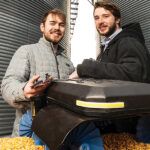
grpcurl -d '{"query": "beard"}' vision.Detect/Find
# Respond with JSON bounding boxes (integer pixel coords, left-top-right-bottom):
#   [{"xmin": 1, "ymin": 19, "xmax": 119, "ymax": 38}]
[
  {"xmin": 44, "ymin": 35, "xmax": 63, "ymax": 45},
  {"xmin": 44, "ymin": 29, "xmax": 63, "ymax": 44},
  {"xmin": 99, "ymin": 22, "xmax": 117, "ymax": 37},
  {"xmin": 44, "ymin": 35, "xmax": 62, "ymax": 44}
]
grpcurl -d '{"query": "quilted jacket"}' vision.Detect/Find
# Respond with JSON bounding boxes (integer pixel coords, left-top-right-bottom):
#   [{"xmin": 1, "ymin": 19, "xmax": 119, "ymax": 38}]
[{"xmin": 1, "ymin": 37, "xmax": 74, "ymax": 136}]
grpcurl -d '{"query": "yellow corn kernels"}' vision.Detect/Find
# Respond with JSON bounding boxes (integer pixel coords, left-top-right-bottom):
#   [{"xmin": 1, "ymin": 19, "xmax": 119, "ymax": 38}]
[
  {"xmin": 0, "ymin": 137, "xmax": 44, "ymax": 150},
  {"xmin": 103, "ymin": 133, "xmax": 150, "ymax": 150}
]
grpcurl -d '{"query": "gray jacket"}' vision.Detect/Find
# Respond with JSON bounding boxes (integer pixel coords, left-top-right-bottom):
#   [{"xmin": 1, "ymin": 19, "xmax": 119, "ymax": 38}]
[{"xmin": 1, "ymin": 37, "xmax": 74, "ymax": 136}]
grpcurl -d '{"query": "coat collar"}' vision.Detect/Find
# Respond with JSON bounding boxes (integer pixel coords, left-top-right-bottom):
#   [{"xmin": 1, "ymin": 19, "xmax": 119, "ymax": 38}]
[{"xmin": 39, "ymin": 37, "xmax": 64, "ymax": 55}]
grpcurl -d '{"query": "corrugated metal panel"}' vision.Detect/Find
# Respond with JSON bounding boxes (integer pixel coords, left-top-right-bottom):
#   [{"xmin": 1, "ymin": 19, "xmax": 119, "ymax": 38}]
[
  {"xmin": 112, "ymin": 0, "xmax": 150, "ymax": 52},
  {"xmin": 0, "ymin": 0, "xmax": 66, "ymax": 136}
]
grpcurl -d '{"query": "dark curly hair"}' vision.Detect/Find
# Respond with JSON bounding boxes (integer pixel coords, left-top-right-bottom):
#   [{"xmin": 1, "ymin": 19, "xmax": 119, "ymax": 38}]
[{"xmin": 94, "ymin": 1, "xmax": 121, "ymax": 26}]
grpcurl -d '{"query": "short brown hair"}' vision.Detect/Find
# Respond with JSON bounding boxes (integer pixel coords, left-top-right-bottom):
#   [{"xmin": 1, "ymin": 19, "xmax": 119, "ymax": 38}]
[
  {"xmin": 94, "ymin": 1, "xmax": 121, "ymax": 25},
  {"xmin": 41, "ymin": 8, "xmax": 66, "ymax": 24}
]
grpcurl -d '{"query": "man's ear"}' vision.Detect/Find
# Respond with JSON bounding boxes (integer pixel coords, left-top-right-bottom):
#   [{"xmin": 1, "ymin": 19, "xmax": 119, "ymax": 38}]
[
  {"xmin": 40, "ymin": 23, "xmax": 44, "ymax": 32},
  {"xmin": 116, "ymin": 18, "xmax": 120, "ymax": 25}
]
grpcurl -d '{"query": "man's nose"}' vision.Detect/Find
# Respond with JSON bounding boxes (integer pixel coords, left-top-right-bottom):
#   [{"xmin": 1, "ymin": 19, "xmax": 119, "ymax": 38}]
[
  {"xmin": 54, "ymin": 24, "xmax": 60, "ymax": 29},
  {"xmin": 97, "ymin": 17, "xmax": 104, "ymax": 24}
]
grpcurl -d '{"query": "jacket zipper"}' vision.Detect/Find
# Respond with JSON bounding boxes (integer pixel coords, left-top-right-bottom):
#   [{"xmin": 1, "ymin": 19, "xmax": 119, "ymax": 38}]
[{"xmin": 50, "ymin": 43, "xmax": 60, "ymax": 79}]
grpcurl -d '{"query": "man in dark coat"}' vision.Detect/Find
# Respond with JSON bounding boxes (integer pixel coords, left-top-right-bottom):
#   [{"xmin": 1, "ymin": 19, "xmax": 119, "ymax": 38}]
[
  {"xmin": 69, "ymin": 0, "xmax": 150, "ymax": 147},
  {"xmin": 69, "ymin": 2, "xmax": 150, "ymax": 83}
]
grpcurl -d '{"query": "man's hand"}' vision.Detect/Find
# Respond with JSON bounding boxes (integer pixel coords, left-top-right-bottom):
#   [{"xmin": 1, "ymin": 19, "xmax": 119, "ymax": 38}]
[
  {"xmin": 23, "ymin": 75, "xmax": 52, "ymax": 99},
  {"xmin": 69, "ymin": 71, "xmax": 79, "ymax": 79}
]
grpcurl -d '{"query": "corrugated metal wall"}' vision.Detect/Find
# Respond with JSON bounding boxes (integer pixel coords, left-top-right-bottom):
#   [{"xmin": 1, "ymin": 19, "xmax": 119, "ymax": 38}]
[
  {"xmin": 112, "ymin": 0, "xmax": 150, "ymax": 52},
  {"xmin": 0, "ymin": 0, "xmax": 67, "ymax": 136}
]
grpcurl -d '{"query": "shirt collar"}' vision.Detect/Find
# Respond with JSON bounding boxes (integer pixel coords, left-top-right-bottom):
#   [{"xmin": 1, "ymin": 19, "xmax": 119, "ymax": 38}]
[{"xmin": 101, "ymin": 28, "xmax": 122, "ymax": 46}]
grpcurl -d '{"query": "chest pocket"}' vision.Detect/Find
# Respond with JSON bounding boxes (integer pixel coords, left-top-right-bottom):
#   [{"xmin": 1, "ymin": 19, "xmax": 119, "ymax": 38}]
[{"xmin": 57, "ymin": 55, "xmax": 74, "ymax": 79}]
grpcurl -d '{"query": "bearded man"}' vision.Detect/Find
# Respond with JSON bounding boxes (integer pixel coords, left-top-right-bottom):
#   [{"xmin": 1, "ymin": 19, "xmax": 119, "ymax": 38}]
[
  {"xmin": 69, "ymin": 1, "xmax": 150, "ymax": 83},
  {"xmin": 69, "ymin": 1, "xmax": 150, "ymax": 149}
]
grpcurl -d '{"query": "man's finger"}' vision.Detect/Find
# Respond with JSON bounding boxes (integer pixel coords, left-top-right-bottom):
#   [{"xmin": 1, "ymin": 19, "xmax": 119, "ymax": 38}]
[{"xmin": 29, "ymin": 75, "xmax": 40, "ymax": 83}]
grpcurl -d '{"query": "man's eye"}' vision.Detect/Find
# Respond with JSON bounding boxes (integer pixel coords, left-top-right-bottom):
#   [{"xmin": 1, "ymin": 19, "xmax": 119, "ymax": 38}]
[
  {"xmin": 60, "ymin": 24, "xmax": 65, "ymax": 27},
  {"xmin": 104, "ymin": 15, "xmax": 109, "ymax": 18},
  {"xmin": 50, "ymin": 22, "xmax": 55, "ymax": 25},
  {"xmin": 94, "ymin": 17, "xmax": 99, "ymax": 20}
]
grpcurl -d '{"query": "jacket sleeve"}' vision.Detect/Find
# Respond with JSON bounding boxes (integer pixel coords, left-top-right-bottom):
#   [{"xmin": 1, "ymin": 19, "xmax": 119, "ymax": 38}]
[
  {"xmin": 77, "ymin": 37, "xmax": 149, "ymax": 82},
  {"xmin": 1, "ymin": 46, "xmax": 30, "ymax": 109}
]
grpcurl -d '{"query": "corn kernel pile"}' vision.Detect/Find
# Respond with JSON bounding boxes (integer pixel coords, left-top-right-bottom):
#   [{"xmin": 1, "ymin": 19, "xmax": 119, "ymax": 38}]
[
  {"xmin": 103, "ymin": 133, "xmax": 150, "ymax": 150},
  {"xmin": 2, "ymin": 133, "xmax": 150, "ymax": 150},
  {"xmin": 0, "ymin": 137, "xmax": 44, "ymax": 150}
]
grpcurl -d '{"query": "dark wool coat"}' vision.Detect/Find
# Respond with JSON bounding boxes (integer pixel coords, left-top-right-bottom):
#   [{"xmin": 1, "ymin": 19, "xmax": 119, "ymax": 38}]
[{"xmin": 77, "ymin": 23, "xmax": 150, "ymax": 83}]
